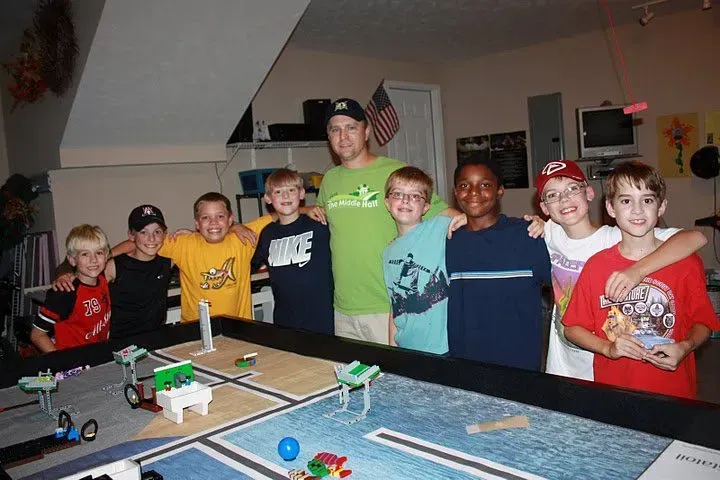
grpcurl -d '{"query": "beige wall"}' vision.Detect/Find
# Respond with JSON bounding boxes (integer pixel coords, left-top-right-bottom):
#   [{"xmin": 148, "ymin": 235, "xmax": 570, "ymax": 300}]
[
  {"xmin": 440, "ymin": 9, "xmax": 720, "ymax": 267},
  {"xmin": 50, "ymin": 47, "xmax": 439, "ymax": 250},
  {"xmin": 45, "ymin": 10, "xmax": 720, "ymax": 267}
]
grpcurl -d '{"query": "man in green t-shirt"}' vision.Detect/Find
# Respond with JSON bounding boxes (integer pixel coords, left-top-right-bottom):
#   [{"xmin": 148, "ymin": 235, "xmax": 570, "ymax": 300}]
[{"xmin": 307, "ymin": 98, "xmax": 451, "ymax": 344}]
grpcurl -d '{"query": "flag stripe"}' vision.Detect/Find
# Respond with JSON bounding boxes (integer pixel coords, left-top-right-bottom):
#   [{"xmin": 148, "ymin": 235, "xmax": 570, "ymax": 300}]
[{"xmin": 364, "ymin": 82, "xmax": 400, "ymax": 146}]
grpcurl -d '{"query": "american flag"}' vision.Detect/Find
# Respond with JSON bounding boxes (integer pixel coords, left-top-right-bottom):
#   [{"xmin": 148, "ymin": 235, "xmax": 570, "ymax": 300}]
[{"xmin": 364, "ymin": 82, "xmax": 400, "ymax": 146}]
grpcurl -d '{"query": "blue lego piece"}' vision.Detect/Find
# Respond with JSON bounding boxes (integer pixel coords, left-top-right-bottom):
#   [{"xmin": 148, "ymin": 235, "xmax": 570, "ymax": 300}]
[{"xmin": 67, "ymin": 426, "xmax": 80, "ymax": 442}]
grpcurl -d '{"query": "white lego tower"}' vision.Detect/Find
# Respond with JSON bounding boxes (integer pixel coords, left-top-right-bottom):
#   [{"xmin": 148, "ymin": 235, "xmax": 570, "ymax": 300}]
[{"xmin": 190, "ymin": 299, "xmax": 215, "ymax": 356}]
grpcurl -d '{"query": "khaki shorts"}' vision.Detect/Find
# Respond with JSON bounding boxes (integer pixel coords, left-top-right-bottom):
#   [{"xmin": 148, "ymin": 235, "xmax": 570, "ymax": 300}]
[{"xmin": 334, "ymin": 311, "xmax": 389, "ymax": 345}]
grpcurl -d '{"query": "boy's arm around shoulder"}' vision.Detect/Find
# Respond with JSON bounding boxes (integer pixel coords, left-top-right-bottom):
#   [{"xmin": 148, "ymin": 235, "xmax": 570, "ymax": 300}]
[
  {"xmin": 604, "ymin": 229, "xmax": 707, "ymax": 302},
  {"xmin": 52, "ymin": 258, "xmax": 116, "ymax": 292},
  {"xmin": 111, "ymin": 240, "xmax": 134, "ymax": 258},
  {"xmin": 435, "ymin": 209, "xmax": 466, "ymax": 238},
  {"xmin": 245, "ymin": 214, "xmax": 273, "ymax": 235},
  {"xmin": 238, "ymin": 215, "xmax": 273, "ymax": 254}
]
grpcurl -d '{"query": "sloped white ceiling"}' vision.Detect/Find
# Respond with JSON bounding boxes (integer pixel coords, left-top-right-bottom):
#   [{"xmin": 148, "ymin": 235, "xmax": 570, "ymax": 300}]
[{"xmin": 61, "ymin": 0, "xmax": 308, "ymax": 157}]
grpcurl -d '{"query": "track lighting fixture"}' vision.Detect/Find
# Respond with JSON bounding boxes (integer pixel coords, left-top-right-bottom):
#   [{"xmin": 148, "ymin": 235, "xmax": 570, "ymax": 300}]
[
  {"xmin": 631, "ymin": 0, "xmax": 667, "ymax": 27},
  {"xmin": 639, "ymin": 6, "xmax": 655, "ymax": 25}
]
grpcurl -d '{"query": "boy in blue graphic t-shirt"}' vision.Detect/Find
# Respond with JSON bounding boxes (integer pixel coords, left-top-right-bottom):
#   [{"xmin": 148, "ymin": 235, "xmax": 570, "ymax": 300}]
[
  {"xmin": 382, "ymin": 167, "xmax": 465, "ymax": 354},
  {"xmin": 251, "ymin": 169, "xmax": 334, "ymax": 335}
]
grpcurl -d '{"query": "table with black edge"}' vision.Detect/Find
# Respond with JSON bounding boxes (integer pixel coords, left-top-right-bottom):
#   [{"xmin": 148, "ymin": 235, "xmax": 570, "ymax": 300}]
[{"xmin": 0, "ymin": 318, "xmax": 718, "ymax": 480}]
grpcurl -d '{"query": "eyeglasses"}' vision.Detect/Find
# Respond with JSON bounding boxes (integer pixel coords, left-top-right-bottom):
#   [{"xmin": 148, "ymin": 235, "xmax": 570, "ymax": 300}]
[
  {"xmin": 388, "ymin": 191, "xmax": 426, "ymax": 203},
  {"xmin": 542, "ymin": 183, "xmax": 587, "ymax": 204}
]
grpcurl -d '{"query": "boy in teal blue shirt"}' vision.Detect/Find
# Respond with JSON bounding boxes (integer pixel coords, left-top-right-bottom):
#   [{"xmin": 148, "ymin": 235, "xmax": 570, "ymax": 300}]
[{"xmin": 382, "ymin": 167, "xmax": 463, "ymax": 354}]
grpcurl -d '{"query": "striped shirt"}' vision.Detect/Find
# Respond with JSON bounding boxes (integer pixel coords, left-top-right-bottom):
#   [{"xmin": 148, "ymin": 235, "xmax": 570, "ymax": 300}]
[{"xmin": 446, "ymin": 215, "xmax": 551, "ymax": 370}]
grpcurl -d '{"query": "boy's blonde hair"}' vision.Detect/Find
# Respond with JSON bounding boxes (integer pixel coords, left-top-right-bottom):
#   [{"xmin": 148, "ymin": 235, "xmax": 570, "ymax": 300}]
[
  {"xmin": 193, "ymin": 192, "xmax": 232, "ymax": 218},
  {"xmin": 385, "ymin": 166, "xmax": 433, "ymax": 202},
  {"xmin": 66, "ymin": 224, "xmax": 110, "ymax": 257},
  {"xmin": 605, "ymin": 161, "xmax": 666, "ymax": 203},
  {"xmin": 265, "ymin": 168, "xmax": 303, "ymax": 191}
]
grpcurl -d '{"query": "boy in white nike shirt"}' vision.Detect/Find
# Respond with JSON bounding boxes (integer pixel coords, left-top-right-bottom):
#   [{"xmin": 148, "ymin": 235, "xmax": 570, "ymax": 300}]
[{"xmin": 535, "ymin": 160, "xmax": 706, "ymax": 380}]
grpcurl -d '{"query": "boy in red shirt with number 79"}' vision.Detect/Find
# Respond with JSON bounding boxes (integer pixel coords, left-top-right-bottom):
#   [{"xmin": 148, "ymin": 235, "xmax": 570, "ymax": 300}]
[
  {"xmin": 563, "ymin": 162, "xmax": 720, "ymax": 398},
  {"xmin": 32, "ymin": 224, "xmax": 112, "ymax": 352}
]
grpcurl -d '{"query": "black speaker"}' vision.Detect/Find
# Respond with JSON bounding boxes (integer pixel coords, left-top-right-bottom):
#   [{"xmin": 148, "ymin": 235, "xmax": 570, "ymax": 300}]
[
  {"xmin": 228, "ymin": 104, "xmax": 253, "ymax": 144},
  {"xmin": 303, "ymin": 99, "xmax": 331, "ymax": 140}
]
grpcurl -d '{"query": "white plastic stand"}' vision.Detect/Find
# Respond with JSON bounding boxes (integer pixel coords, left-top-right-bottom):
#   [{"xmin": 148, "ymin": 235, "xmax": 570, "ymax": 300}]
[{"xmin": 155, "ymin": 382, "xmax": 212, "ymax": 424}]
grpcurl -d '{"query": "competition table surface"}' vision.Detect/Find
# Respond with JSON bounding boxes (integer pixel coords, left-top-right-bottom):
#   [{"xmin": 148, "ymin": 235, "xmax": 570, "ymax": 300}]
[{"xmin": 1, "ymin": 318, "xmax": 719, "ymax": 480}]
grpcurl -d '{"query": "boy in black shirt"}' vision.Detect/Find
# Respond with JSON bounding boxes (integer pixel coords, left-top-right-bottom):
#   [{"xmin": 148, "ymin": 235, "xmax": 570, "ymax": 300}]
[
  {"xmin": 251, "ymin": 169, "xmax": 334, "ymax": 334},
  {"xmin": 54, "ymin": 205, "xmax": 171, "ymax": 338}
]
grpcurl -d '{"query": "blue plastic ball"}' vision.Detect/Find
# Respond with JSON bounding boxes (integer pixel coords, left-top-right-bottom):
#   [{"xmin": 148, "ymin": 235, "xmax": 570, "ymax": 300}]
[{"xmin": 277, "ymin": 436, "xmax": 300, "ymax": 461}]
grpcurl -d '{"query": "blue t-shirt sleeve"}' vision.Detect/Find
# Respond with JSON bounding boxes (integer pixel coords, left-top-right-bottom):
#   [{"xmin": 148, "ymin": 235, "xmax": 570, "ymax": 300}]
[{"xmin": 425, "ymin": 215, "xmax": 452, "ymax": 239}]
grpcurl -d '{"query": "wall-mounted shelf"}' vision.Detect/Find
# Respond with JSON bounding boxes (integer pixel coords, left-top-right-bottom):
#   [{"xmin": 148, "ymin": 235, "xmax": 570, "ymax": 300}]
[
  {"xmin": 227, "ymin": 141, "xmax": 329, "ymax": 168},
  {"xmin": 577, "ymin": 154, "xmax": 641, "ymax": 164},
  {"xmin": 228, "ymin": 141, "xmax": 328, "ymax": 150}
]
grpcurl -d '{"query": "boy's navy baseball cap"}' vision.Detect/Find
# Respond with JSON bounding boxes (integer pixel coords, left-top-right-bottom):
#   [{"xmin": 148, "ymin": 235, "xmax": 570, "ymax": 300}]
[
  {"xmin": 535, "ymin": 160, "xmax": 587, "ymax": 197},
  {"xmin": 128, "ymin": 204, "xmax": 166, "ymax": 231},
  {"xmin": 324, "ymin": 98, "xmax": 367, "ymax": 126}
]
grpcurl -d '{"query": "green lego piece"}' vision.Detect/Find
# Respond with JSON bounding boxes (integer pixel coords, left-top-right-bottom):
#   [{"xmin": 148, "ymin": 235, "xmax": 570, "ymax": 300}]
[{"xmin": 307, "ymin": 458, "xmax": 329, "ymax": 477}]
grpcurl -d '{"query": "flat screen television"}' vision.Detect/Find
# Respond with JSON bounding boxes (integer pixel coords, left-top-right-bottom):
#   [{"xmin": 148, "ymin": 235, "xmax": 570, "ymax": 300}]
[{"xmin": 576, "ymin": 105, "xmax": 638, "ymax": 159}]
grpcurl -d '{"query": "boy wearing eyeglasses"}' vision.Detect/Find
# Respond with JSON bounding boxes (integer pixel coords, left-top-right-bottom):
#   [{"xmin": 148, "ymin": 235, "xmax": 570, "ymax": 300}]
[
  {"xmin": 382, "ymin": 166, "xmax": 465, "ymax": 354},
  {"xmin": 536, "ymin": 160, "xmax": 706, "ymax": 381}
]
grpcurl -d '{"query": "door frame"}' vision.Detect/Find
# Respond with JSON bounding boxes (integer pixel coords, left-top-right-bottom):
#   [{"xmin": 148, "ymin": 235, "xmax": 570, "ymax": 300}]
[{"xmin": 384, "ymin": 80, "xmax": 448, "ymax": 199}]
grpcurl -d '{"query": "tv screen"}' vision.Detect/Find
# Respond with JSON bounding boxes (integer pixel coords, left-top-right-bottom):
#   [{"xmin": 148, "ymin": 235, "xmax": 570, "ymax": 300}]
[{"xmin": 577, "ymin": 106, "xmax": 638, "ymax": 159}]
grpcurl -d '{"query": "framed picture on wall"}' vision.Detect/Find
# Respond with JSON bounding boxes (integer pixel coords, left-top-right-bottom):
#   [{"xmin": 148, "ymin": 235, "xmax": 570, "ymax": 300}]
[{"xmin": 456, "ymin": 131, "xmax": 529, "ymax": 189}]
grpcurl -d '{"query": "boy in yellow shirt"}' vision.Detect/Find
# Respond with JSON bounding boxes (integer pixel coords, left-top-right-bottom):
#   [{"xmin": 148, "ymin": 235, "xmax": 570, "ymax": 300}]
[{"xmin": 158, "ymin": 192, "xmax": 272, "ymax": 322}]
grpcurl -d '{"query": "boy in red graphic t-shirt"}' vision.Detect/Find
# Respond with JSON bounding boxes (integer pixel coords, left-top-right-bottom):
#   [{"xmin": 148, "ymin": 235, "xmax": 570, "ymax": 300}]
[
  {"xmin": 31, "ymin": 224, "xmax": 112, "ymax": 352},
  {"xmin": 563, "ymin": 162, "xmax": 720, "ymax": 398}
]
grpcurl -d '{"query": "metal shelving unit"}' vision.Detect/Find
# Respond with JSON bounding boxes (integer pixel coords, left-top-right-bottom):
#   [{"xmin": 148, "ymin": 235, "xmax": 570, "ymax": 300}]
[
  {"xmin": 228, "ymin": 141, "xmax": 328, "ymax": 150},
  {"xmin": 227, "ymin": 141, "xmax": 329, "ymax": 169}
]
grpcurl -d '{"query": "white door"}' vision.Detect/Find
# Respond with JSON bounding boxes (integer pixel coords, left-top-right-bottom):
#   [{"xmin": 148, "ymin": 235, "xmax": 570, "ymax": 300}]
[{"xmin": 385, "ymin": 83, "xmax": 447, "ymax": 198}]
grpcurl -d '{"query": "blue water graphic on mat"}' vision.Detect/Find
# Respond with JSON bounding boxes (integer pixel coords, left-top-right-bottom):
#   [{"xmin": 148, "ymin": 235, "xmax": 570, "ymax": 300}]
[
  {"xmin": 150, "ymin": 447, "xmax": 254, "ymax": 480},
  {"xmin": 222, "ymin": 374, "xmax": 670, "ymax": 480}
]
